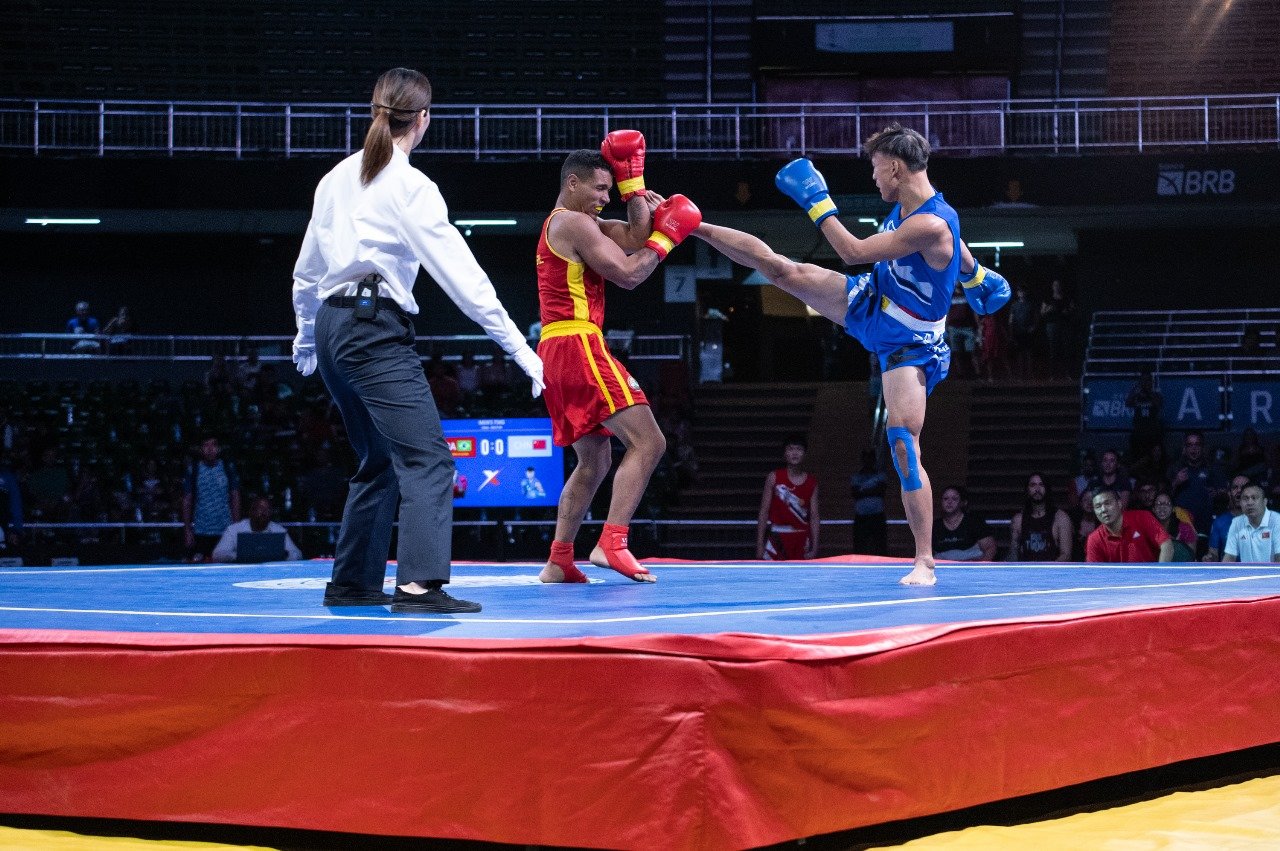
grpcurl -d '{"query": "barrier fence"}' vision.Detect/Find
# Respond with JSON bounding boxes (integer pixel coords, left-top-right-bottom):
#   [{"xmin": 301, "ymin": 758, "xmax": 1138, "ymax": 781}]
[
  {"xmin": 0, "ymin": 332, "xmax": 690, "ymax": 364},
  {"xmin": 4, "ymin": 94, "xmax": 1280, "ymax": 159}
]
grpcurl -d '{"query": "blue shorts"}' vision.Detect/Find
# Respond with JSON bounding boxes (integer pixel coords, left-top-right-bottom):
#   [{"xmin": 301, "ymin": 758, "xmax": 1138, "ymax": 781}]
[{"xmin": 844, "ymin": 273, "xmax": 951, "ymax": 396}]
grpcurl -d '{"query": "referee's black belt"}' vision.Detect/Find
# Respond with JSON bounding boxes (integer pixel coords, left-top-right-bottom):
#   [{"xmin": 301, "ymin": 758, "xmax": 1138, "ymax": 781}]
[{"xmin": 325, "ymin": 295, "xmax": 409, "ymax": 317}]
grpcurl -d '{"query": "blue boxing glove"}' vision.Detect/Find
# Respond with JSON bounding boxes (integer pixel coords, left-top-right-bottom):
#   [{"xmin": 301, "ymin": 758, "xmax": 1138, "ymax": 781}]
[
  {"xmin": 776, "ymin": 158, "xmax": 839, "ymax": 226},
  {"xmin": 959, "ymin": 262, "xmax": 1012, "ymax": 315}
]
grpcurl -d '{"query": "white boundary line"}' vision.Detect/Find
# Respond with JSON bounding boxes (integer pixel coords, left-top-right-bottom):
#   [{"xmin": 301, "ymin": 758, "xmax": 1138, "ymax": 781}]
[
  {"xmin": 1, "ymin": 574, "xmax": 1277, "ymax": 626},
  {"xmin": 3, "ymin": 562, "xmax": 1277, "ymax": 576}
]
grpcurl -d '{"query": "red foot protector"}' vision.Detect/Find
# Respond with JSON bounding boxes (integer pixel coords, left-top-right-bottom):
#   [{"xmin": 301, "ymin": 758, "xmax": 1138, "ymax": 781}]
[
  {"xmin": 547, "ymin": 540, "xmax": 587, "ymax": 583},
  {"xmin": 592, "ymin": 522, "xmax": 653, "ymax": 581}
]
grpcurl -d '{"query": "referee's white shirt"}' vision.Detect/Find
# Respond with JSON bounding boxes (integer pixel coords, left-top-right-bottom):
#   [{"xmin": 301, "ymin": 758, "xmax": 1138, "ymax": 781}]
[
  {"xmin": 291, "ymin": 145, "xmax": 527, "ymax": 354},
  {"xmin": 1224, "ymin": 508, "xmax": 1280, "ymax": 562}
]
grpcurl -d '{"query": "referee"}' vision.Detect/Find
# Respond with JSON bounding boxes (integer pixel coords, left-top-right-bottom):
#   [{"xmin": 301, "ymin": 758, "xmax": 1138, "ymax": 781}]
[{"xmin": 291, "ymin": 67, "xmax": 543, "ymax": 614}]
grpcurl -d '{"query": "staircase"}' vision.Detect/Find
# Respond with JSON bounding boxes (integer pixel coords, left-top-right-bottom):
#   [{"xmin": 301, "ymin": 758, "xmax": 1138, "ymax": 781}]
[
  {"xmin": 965, "ymin": 380, "xmax": 1081, "ymax": 545},
  {"xmin": 662, "ymin": 382, "xmax": 821, "ymax": 559},
  {"xmin": 1016, "ymin": 0, "xmax": 1111, "ymax": 99},
  {"xmin": 662, "ymin": 0, "xmax": 754, "ymax": 103}
]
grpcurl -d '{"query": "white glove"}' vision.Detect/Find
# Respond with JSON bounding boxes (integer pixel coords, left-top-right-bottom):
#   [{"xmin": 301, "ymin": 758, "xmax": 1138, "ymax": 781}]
[
  {"xmin": 511, "ymin": 345, "xmax": 545, "ymax": 398},
  {"xmin": 292, "ymin": 331, "xmax": 317, "ymax": 377}
]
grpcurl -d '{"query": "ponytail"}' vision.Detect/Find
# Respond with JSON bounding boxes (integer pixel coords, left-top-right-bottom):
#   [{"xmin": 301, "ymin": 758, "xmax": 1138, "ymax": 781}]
[
  {"xmin": 360, "ymin": 68, "xmax": 433, "ymax": 186},
  {"xmin": 360, "ymin": 109, "xmax": 395, "ymax": 186}
]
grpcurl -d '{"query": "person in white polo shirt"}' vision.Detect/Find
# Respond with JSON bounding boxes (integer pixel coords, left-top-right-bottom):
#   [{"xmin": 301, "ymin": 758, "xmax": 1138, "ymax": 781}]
[{"xmin": 1223, "ymin": 482, "xmax": 1280, "ymax": 563}]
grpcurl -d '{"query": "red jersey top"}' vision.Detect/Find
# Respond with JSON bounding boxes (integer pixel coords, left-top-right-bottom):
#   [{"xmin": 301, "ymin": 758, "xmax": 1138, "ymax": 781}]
[
  {"xmin": 1085, "ymin": 510, "xmax": 1171, "ymax": 563},
  {"xmin": 768, "ymin": 468, "xmax": 817, "ymax": 530},
  {"xmin": 537, "ymin": 208, "xmax": 605, "ymax": 328}
]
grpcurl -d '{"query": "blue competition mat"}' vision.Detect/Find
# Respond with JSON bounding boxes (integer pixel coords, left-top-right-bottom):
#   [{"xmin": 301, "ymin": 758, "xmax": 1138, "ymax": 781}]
[{"xmin": 1, "ymin": 561, "xmax": 1278, "ymax": 640}]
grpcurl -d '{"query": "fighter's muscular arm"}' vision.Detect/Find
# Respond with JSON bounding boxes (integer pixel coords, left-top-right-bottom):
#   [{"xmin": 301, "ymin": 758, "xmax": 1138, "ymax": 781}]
[
  {"xmin": 597, "ymin": 193, "xmax": 657, "ymax": 253},
  {"xmin": 550, "ymin": 210, "xmax": 662, "ymax": 290},
  {"xmin": 820, "ymin": 213, "xmax": 953, "ymax": 269}
]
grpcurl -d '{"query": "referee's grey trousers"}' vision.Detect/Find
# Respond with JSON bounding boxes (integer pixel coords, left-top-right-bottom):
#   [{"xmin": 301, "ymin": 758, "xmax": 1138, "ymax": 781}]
[{"xmin": 315, "ymin": 302, "xmax": 455, "ymax": 588}]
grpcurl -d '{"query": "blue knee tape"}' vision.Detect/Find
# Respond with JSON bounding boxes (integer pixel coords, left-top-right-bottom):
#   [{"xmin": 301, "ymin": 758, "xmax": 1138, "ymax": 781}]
[{"xmin": 886, "ymin": 426, "xmax": 923, "ymax": 491}]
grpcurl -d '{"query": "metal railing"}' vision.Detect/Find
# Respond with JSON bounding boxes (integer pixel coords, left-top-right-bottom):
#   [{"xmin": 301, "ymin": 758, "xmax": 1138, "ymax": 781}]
[
  {"xmin": 0, "ymin": 332, "xmax": 689, "ymax": 363},
  {"xmin": 4, "ymin": 94, "xmax": 1280, "ymax": 159},
  {"xmin": 1084, "ymin": 308, "xmax": 1280, "ymax": 378}
]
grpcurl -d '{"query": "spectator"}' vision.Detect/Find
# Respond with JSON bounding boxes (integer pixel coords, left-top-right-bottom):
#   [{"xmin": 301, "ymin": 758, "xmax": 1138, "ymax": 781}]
[
  {"xmin": 210, "ymin": 495, "xmax": 303, "ymax": 563},
  {"xmin": 1040, "ymin": 279, "xmax": 1075, "ymax": 379},
  {"xmin": 235, "ymin": 352, "xmax": 262, "ymax": 394},
  {"xmin": 1168, "ymin": 429, "xmax": 1227, "ymax": 543},
  {"xmin": 205, "ymin": 354, "xmax": 235, "ymax": 395},
  {"xmin": 455, "ymin": 351, "xmax": 482, "ymax": 401},
  {"xmin": 296, "ymin": 399, "xmax": 338, "ymax": 452},
  {"xmin": 1130, "ymin": 478, "xmax": 1159, "ymax": 512},
  {"xmin": 1008, "ymin": 472, "xmax": 1072, "ymax": 562},
  {"xmin": 1204, "ymin": 474, "xmax": 1250, "ymax": 561},
  {"xmin": 0, "ymin": 409, "xmax": 15, "ymax": 453},
  {"xmin": 850, "ymin": 449, "xmax": 888, "ymax": 556},
  {"xmin": 102, "ymin": 305, "xmax": 135, "ymax": 354},
  {"xmin": 0, "ymin": 452, "xmax": 22, "ymax": 552},
  {"xmin": 932, "ymin": 485, "xmax": 996, "ymax": 561},
  {"xmin": 944, "ymin": 294, "xmax": 979, "ymax": 378},
  {"xmin": 660, "ymin": 409, "xmax": 698, "ymax": 489},
  {"xmin": 1008, "ymin": 284, "xmax": 1038, "ymax": 380},
  {"xmin": 756, "ymin": 436, "xmax": 820, "ymax": 560},
  {"xmin": 427, "ymin": 357, "xmax": 463, "ymax": 417},
  {"xmin": 182, "ymin": 435, "xmax": 241, "ymax": 561},
  {"xmin": 1085, "ymin": 487, "xmax": 1174, "ymax": 563},
  {"xmin": 1128, "ymin": 442, "xmax": 1170, "ymax": 491},
  {"xmin": 1125, "ymin": 367, "xmax": 1164, "ymax": 463},
  {"xmin": 1066, "ymin": 449, "xmax": 1098, "ymax": 516},
  {"xmin": 136, "ymin": 458, "xmax": 167, "ymax": 520},
  {"xmin": 1088, "ymin": 449, "xmax": 1132, "ymax": 509},
  {"xmin": 66, "ymin": 300, "xmax": 101, "ymax": 353},
  {"xmin": 297, "ymin": 447, "xmax": 348, "ymax": 521},
  {"xmin": 66, "ymin": 465, "xmax": 108, "ymax": 526},
  {"xmin": 25, "ymin": 448, "xmax": 70, "ymax": 521},
  {"xmin": 977, "ymin": 307, "xmax": 1011, "ymax": 383},
  {"xmin": 1223, "ymin": 482, "xmax": 1280, "ymax": 563},
  {"xmin": 1233, "ymin": 427, "xmax": 1267, "ymax": 480},
  {"xmin": 479, "ymin": 350, "xmax": 514, "ymax": 399},
  {"xmin": 1151, "ymin": 491, "xmax": 1197, "ymax": 561}
]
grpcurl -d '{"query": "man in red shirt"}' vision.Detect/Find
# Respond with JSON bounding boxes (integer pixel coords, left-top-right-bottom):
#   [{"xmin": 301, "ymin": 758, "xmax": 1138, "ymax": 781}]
[{"xmin": 1085, "ymin": 487, "xmax": 1175, "ymax": 563}]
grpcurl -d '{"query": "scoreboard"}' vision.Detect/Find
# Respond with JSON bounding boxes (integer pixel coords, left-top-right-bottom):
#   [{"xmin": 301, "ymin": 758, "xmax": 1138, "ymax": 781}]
[{"xmin": 442, "ymin": 417, "xmax": 564, "ymax": 508}]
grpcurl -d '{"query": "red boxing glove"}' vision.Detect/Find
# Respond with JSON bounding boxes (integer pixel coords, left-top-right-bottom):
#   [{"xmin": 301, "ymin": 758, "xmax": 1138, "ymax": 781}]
[
  {"xmin": 645, "ymin": 194, "xmax": 702, "ymax": 260},
  {"xmin": 601, "ymin": 129, "xmax": 647, "ymax": 201}
]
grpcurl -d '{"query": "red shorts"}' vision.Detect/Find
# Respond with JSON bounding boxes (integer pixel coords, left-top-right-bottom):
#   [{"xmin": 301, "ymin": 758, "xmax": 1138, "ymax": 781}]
[
  {"xmin": 539, "ymin": 322, "xmax": 648, "ymax": 447},
  {"xmin": 764, "ymin": 529, "xmax": 810, "ymax": 560}
]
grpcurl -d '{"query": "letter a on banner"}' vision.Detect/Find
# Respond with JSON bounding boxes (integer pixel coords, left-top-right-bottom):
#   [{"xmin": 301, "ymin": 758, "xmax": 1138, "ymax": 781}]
[{"xmin": 1178, "ymin": 387, "xmax": 1202, "ymax": 421}]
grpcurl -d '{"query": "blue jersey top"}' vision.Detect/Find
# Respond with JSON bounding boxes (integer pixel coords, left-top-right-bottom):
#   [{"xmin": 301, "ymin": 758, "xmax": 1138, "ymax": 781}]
[
  {"xmin": 842, "ymin": 190, "xmax": 961, "ymax": 395},
  {"xmin": 873, "ymin": 191, "xmax": 961, "ymax": 323}
]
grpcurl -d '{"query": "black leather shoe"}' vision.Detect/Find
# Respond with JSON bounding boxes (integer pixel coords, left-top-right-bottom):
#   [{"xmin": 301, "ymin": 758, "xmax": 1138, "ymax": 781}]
[
  {"xmin": 390, "ymin": 587, "xmax": 482, "ymax": 614},
  {"xmin": 322, "ymin": 582, "xmax": 393, "ymax": 606}
]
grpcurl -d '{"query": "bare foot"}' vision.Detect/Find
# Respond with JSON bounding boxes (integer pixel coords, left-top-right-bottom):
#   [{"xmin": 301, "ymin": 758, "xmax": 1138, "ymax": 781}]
[
  {"xmin": 899, "ymin": 560, "xmax": 937, "ymax": 586},
  {"xmin": 589, "ymin": 545, "xmax": 657, "ymax": 583},
  {"xmin": 539, "ymin": 561, "xmax": 587, "ymax": 583}
]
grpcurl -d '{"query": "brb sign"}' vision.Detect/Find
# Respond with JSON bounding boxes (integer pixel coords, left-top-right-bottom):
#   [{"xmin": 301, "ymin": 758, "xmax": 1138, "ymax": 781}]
[
  {"xmin": 1157, "ymin": 164, "xmax": 1235, "ymax": 196},
  {"xmin": 1084, "ymin": 378, "xmax": 1221, "ymax": 430}
]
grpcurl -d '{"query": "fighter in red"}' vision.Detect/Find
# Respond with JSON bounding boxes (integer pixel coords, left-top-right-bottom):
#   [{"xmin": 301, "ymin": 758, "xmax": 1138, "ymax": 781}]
[{"xmin": 536, "ymin": 131, "xmax": 701, "ymax": 584}]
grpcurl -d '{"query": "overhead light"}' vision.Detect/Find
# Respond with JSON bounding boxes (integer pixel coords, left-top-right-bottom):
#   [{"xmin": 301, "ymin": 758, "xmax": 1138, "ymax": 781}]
[
  {"xmin": 857, "ymin": 217, "xmax": 879, "ymax": 225},
  {"xmin": 968, "ymin": 241, "xmax": 1024, "ymax": 248},
  {"xmin": 453, "ymin": 219, "xmax": 517, "ymax": 227},
  {"xmin": 25, "ymin": 218, "xmax": 101, "ymax": 226}
]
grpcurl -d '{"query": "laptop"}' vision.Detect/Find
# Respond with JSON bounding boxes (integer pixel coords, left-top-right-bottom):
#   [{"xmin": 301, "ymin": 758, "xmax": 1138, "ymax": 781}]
[{"xmin": 236, "ymin": 532, "xmax": 287, "ymax": 564}]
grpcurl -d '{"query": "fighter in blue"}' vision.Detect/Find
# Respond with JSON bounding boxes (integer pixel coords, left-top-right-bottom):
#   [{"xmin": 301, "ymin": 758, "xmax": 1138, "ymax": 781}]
[{"xmin": 693, "ymin": 124, "xmax": 1010, "ymax": 585}]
